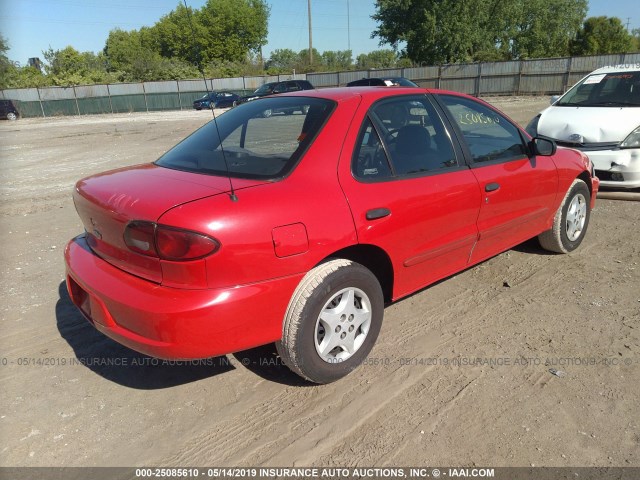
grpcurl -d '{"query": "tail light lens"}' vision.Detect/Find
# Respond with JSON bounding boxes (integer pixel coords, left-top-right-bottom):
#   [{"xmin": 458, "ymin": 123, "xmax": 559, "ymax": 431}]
[
  {"xmin": 123, "ymin": 221, "xmax": 156, "ymax": 257},
  {"xmin": 124, "ymin": 221, "xmax": 219, "ymax": 261},
  {"xmin": 155, "ymin": 226, "xmax": 219, "ymax": 261}
]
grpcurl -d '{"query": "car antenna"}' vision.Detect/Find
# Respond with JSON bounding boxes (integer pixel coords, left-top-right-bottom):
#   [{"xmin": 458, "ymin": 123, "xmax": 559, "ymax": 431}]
[{"xmin": 183, "ymin": 0, "xmax": 238, "ymax": 202}]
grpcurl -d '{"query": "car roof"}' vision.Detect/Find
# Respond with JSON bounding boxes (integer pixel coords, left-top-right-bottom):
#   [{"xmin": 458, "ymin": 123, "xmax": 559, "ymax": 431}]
[
  {"xmin": 275, "ymin": 86, "xmax": 467, "ymax": 102},
  {"xmin": 589, "ymin": 64, "xmax": 640, "ymax": 75}
]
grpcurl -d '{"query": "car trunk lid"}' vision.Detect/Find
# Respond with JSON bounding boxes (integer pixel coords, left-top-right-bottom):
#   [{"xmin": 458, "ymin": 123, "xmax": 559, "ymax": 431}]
[{"xmin": 73, "ymin": 163, "xmax": 262, "ymax": 283}]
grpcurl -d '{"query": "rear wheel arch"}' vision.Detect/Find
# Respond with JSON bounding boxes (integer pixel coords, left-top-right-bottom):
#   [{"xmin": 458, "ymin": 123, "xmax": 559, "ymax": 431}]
[{"xmin": 318, "ymin": 244, "xmax": 394, "ymax": 303}]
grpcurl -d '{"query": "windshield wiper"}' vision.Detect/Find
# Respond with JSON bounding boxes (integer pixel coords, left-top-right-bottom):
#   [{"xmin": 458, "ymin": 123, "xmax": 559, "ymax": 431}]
[
  {"xmin": 585, "ymin": 101, "xmax": 639, "ymax": 107},
  {"xmin": 556, "ymin": 102, "xmax": 583, "ymax": 107}
]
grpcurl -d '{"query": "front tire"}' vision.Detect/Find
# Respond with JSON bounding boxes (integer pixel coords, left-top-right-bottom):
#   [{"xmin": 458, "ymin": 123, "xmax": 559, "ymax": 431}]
[
  {"xmin": 538, "ymin": 178, "xmax": 591, "ymax": 253},
  {"xmin": 276, "ymin": 259, "xmax": 384, "ymax": 384},
  {"xmin": 7, "ymin": 112, "xmax": 17, "ymax": 120}
]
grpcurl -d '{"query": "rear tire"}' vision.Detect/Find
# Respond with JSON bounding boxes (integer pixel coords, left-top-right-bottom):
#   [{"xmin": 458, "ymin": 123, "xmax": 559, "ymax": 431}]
[
  {"xmin": 276, "ymin": 259, "xmax": 384, "ymax": 384},
  {"xmin": 7, "ymin": 112, "xmax": 17, "ymax": 121},
  {"xmin": 538, "ymin": 179, "xmax": 591, "ymax": 253}
]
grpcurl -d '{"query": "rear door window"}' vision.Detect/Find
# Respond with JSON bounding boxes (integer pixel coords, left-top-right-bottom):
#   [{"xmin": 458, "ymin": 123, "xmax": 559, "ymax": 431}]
[
  {"xmin": 353, "ymin": 118, "xmax": 393, "ymax": 179},
  {"xmin": 353, "ymin": 96, "xmax": 458, "ymax": 180}
]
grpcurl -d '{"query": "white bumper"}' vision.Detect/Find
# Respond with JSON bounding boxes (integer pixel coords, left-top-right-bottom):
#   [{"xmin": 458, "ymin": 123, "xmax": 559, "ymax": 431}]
[{"xmin": 588, "ymin": 148, "xmax": 640, "ymax": 188}]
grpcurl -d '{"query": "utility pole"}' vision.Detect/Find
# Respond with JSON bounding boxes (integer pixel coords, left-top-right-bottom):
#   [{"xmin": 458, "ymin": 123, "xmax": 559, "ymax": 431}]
[
  {"xmin": 347, "ymin": 0, "xmax": 351, "ymax": 52},
  {"xmin": 308, "ymin": 0, "xmax": 313, "ymax": 66}
]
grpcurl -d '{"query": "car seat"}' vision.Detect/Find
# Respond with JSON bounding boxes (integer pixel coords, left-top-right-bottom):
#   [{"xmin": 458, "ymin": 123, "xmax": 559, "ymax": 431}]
[{"xmin": 394, "ymin": 125, "xmax": 433, "ymax": 174}]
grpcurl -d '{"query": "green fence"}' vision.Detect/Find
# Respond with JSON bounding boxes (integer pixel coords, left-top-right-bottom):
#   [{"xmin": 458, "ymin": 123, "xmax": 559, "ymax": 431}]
[{"xmin": 2, "ymin": 53, "xmax": 639, "ymax": 118}]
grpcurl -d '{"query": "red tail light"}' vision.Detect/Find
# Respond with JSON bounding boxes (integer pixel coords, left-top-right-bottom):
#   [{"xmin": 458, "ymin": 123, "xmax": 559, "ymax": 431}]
[
  {"xmin": 124, "ymin": 221, "xmax": 219, "ymax": 261},
  {"xmin": 155, "ymin": 226, "xmax": 219, "ymax": 261}
]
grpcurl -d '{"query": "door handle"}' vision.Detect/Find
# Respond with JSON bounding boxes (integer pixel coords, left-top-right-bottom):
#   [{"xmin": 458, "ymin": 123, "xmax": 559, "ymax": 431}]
[
  {"xmin": 366, "ymin": 208, "xmax": 391, "ymax": 220},
  {"xmin": 485, "ymin": 182, "xmax": 500, "ymax": 192}
]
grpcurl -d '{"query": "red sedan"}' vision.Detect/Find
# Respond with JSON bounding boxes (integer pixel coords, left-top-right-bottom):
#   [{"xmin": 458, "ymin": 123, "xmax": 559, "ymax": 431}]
[{"xmin": 65, "ymin": 87, "xmax": 599, "ymax": 383}]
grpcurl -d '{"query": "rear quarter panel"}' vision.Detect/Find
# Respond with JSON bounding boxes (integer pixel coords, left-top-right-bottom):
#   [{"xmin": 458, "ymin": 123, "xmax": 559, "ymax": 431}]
[{"xmin": 158, "ymin": 95, "xmax": 363, "ymax": 290}]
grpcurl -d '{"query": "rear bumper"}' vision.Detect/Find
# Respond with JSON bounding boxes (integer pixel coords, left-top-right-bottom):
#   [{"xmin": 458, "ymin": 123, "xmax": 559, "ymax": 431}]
[{"xmin": 64, "ymin": 235, "xmax": 301, "ymax": 359}]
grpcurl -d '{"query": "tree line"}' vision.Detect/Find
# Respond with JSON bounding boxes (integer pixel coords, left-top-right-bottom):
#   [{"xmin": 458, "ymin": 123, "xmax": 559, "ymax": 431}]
[
  {"xmin": 374, "ymin": 0, "xmax": 639, "ymax": 64},
  {"xmin": 1, "ymin": 0, "xmax": 639, "ymax": 89}
]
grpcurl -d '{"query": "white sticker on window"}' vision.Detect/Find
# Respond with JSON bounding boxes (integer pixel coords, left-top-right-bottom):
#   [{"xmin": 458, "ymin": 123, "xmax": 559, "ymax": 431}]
[{"xmin": 583, "ymin": 74, "xmax": 606, "ymax": 85}]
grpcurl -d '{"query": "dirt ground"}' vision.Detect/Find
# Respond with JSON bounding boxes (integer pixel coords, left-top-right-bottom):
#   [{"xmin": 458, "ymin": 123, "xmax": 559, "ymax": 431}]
[{"xmin": 1, "ymin": 97, "xmax": 638, "ymax": 469}]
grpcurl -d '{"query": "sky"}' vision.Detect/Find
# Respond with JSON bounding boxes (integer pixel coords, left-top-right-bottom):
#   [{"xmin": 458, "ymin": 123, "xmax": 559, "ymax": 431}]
[{"xmin": 0, "ymin": 0, "xmax": 638, "ymax": 65}]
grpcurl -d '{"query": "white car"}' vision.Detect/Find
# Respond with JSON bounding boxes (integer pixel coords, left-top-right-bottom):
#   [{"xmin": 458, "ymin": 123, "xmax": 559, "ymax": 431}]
[{"xmin": 527, "ymin": 65, "xmax": 640, "ymax": 188}]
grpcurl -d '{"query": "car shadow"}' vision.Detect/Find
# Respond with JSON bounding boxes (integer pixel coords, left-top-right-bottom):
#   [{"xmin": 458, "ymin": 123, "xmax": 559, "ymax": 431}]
[
  {"xmin": 55, "ymin": 281, "xmax": 234, "ymax": 389},
  {"xmin": 232, "ymin": 344, "xmax": 315, "ymax": 387},
  {"xmin": 511, "ymin": 237, "xmax": 556, "ymax": 255}
]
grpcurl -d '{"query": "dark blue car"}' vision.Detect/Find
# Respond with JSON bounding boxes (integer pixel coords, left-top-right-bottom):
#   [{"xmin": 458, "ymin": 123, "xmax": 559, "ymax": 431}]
[{"xmin": 193, "ymin": 92, "xmax": 240, "ymax": 110}]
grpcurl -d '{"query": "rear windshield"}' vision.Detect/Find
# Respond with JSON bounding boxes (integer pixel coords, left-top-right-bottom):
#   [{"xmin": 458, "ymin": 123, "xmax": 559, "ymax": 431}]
[
  {"xmin": 557, "ymin": 70, "xmax": 640, "ymax": 107},
  {"xmin": 156, "ymin": 96, "xmax": 335, "ymax": 180}
]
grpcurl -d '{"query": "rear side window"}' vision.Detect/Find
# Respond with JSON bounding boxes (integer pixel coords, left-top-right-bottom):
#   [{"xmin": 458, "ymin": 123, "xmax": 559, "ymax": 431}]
[
  {"xmin": 156, "ymin": 97, "xmax": 335, "ymax": 180},
  {"xmin": 353, "ymin": 95, "xmax": 458, "ymax": 180},
  {"xmin": 285, "ymin": 81, "xmax": 301, "ymax": 92},
  {"xmin": 440, "ymin": 95, "xmax": 527, "ymax": 164},
  {"xmin": 273, "ymin": 83, "xmax": 287, "ymax": 93}
]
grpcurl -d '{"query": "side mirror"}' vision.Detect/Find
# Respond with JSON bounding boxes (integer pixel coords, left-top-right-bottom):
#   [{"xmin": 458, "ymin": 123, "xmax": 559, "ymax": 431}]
[
  {"xmin": 550, "ymin": 95, "xmax": 560, "ymax": 105},
  {"xmin": 532, "ymin": 137, "xmax": 557, "ymax": 156}
]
